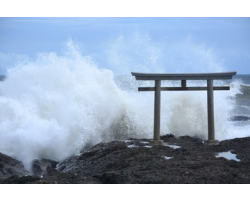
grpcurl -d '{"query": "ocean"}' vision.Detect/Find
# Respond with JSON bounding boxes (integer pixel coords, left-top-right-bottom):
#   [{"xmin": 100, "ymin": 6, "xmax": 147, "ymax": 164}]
[{"xmin": 0, "ymin": 40, "xmax": 249, "ymax": 171}]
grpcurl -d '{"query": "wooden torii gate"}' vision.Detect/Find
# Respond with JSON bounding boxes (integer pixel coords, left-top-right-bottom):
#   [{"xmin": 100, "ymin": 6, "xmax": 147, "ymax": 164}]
[{"xmin": 131, "ymin": 71, "xmax": 237, "ymax": 145}]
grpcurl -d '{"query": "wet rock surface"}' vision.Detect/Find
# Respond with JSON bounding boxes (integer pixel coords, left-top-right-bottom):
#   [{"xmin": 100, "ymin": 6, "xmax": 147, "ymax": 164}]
[
  {"xmin": 31, "ymin": 159, "xmax": 59, "ymax": 177},
  {"xmin": 0, "ymin": 152, "xmax": 30, "ymax": 180},
  {"xmin": 1, "ymin": 134, "xmax": 250, "ymax": 184}
]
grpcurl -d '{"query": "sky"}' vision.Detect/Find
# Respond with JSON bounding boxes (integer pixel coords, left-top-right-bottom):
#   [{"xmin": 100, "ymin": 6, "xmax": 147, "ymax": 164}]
[
  {"xmin": 0, "ymin": 17, "xmax": 250, "ymax": 75},
  {"xmin": 0, "ymin": 0, "xmax": 250, "ymax": 75}
]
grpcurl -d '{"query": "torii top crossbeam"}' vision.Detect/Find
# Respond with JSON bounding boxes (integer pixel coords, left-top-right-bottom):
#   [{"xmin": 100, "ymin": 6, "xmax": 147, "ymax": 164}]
[
  {"xmin": 131, "ymin": 72, "xmax": 237, "ymax": 80},
  {"xmin": 131, "ymin": 71, "xmax": 237, "ymax": 145}
]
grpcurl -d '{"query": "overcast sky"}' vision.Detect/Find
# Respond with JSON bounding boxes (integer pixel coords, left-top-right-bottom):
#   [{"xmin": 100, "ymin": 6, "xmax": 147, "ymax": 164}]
[{"xmin": 0, "ymin": 17, "xmax": 249, "ymax": 74}]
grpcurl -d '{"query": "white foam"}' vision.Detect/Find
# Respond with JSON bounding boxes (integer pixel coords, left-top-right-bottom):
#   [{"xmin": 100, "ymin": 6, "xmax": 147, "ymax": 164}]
[
  {"xmin": 0, "ymin": 42, "xmax": 153, "ymax": 170},
  {"xmin": 144, "ymin": 145, "xmax": 152, "ymax": 148},
  {"xmin": 124, "ymin": 140, "xmax": 132, "ymax": 143},
  {"xmin": 127, "ymin": 144, "xmax": 138, "ymax": 148},
  {"xmin": 165, "ymin": 144, "xmax": 181, "ymax": 149},
  {"xmin": 163, "ymin": 156, "xmax": 173, "ymax": 160},
  {"xmin": 140, "ymin": 141, "xmax": 149, "ymax": 144},
  {"xmin": 215, "ymin": 151, "xmax": 241, "ymax": 162}
]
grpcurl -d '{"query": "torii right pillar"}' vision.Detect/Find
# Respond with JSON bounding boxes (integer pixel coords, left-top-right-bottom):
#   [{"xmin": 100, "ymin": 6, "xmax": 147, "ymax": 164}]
[{"xmin": 204, "ymin": 79, "xmax": 218, "ymax": 145}]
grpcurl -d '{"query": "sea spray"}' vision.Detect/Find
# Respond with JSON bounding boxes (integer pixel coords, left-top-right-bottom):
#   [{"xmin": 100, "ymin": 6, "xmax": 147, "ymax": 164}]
[
  {"xmin": 0, "ymin": 36, "xmax": 249, "ymax": 171},
  {"xmin": 103, "ymin": 34, "xmax": 246, "ymax": 140},
  {"xmin": 0, "ymin": 42, "xmax": 145, "ymax": 171},
  {"xmin": 102, "ymin": 34, "xmax": 225, "ymax": 74}
]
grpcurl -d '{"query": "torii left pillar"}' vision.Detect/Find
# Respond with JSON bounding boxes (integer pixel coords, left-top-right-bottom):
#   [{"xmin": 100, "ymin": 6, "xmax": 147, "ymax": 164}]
[{"xmin": 151, "ymin": 80, "xmax": 164, "ymax": 145}]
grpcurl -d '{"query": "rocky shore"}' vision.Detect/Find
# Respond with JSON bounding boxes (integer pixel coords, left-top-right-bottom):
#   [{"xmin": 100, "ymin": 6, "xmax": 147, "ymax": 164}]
[{"xmin": 1, "ymin": 134, "xmax": 250, "ymax": 184}]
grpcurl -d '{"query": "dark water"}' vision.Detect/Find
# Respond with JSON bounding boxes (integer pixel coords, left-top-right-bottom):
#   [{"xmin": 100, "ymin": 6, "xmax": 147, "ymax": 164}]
[
  {"xmin": 233, "ymin": 74, "xmax": 250, "ymax": 85},
  {"xmin": 0, "ymin": 75, "xmax": 5, "ymax": 81},
  {"xmin": 231, "ymin": 75, "xmax": 250, "ymax": 119}
]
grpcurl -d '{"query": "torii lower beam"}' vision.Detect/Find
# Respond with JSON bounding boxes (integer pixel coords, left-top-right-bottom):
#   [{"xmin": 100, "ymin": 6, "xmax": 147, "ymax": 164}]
[{"xmin": 131, "ymin": 71, "xmax": 237, "ymax": 145}]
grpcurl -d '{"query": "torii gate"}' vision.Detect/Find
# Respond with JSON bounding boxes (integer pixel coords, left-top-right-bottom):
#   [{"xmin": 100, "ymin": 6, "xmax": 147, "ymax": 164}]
[{"xmin": 131, "ymin": 71, "xmax": 237, "ymax": 145}]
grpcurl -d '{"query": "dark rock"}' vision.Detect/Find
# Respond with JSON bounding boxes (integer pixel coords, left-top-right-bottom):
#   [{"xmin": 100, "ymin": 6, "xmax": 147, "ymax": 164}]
[
  {"xmin": 0, "ymin": 175, "xmax": 41, "ymax": 184},
  {"xmin": 1, "ymin": 134, "xmax": 250, "ymax": 184},
  {"xmin": 0, "ymin": 152, "xmax": 29, "ymax": 178},
  {"xmin": 31, "ymin": 159, "xmax": 59, "ymax": 176}
]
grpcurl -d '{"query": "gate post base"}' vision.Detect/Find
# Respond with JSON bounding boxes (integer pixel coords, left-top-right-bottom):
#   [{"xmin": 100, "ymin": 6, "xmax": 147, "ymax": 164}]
[
  {"xmin": 204, "ymin": 140, "xmax": 219, "ymax": 145},
  {"xmin": 149, "ymin": 140, "xmax": 164, "ymax": 146}
]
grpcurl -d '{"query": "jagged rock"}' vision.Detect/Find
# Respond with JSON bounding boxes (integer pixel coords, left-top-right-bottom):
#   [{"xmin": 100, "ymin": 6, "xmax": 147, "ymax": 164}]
[
  {"xmin": 31, "ymin": 159, "xmax": 59, "ymax": 176},
  {"xmin": 1, "ymin": 134, "xmax": 250, "ymax": 184},
  {"xmin": 0, "ymin": 152, "xmax": 30, "ymax": 180},
  {"xmin": 56, "ymin": 135, "xmax": 250, "ymax": 184}
]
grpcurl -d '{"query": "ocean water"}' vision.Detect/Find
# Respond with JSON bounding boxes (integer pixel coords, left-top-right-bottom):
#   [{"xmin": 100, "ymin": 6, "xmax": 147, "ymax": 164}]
[{"xmin": 0, "ymin": 38, "xmax": 249, "ymax": 171}]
